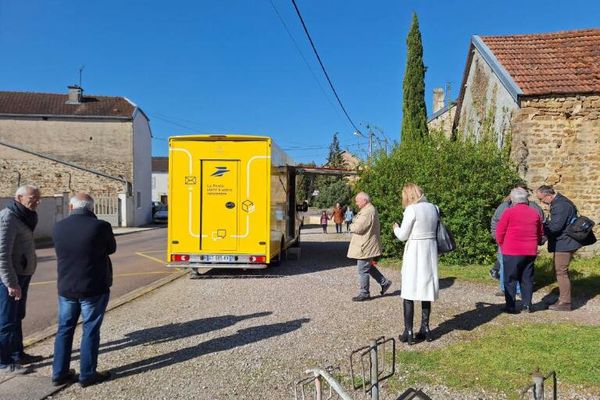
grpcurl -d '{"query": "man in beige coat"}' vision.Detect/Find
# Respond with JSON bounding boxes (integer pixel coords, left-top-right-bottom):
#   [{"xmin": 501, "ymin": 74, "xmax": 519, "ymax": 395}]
[{"xmin": 347, "ymin": 192, "xmax": 392, "ymax": 301}]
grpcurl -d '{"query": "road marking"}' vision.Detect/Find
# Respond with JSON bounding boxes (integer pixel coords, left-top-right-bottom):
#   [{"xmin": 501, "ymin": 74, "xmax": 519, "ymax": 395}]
[
  {"xmin": 135, "ymin": 251, "xmax": 166, "ymax": 265},
  {"xmin": 30, "ymin": 252, "xmax": 169, "ymax": 286},
  {"xmin": 30, "ymin": 271, "xmax": 176, "ymax": 286}
]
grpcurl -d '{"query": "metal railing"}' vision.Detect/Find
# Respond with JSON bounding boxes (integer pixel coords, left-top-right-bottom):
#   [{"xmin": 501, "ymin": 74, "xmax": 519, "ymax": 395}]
[
  {"xmin": 295, "ymin": 366, "xmax": 351, "ymax": 400},
  {"xmin": 294, "ymin": 336, "xmax": 396, "ymax": 400},
  {"xmin": 350, "ymin": 336, "xmax": 396, "ymax": 400},
  {"xmin": 521, "ymin": 369, "xmax": 557, "ymax": 400}
]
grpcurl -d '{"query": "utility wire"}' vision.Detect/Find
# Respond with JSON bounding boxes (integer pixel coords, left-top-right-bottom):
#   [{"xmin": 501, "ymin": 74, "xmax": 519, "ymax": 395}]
[
  {"xmin": 269, "ymin": 0, "xmax": 345, "ymax": 124},
  {"xmin": 290, "ymin": 0, "xmax": 362, "ymax": 135}
]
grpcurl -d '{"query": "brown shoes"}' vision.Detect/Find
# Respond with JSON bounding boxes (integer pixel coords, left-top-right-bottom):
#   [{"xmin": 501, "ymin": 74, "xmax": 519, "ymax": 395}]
[{"xmin": 548, "ymin": 302, "xmax": 572, "ymax": 311}]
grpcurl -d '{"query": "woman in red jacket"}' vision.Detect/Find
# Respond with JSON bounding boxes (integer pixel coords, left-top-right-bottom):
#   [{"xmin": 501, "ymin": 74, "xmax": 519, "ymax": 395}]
[{"xmin": 495, "ymin": 187, "xmax": 543, "ymax": 313}]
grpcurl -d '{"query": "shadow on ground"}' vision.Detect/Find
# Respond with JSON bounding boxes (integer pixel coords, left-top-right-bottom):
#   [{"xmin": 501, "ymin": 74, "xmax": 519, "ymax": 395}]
[
  {"xmin": 432, "ymin": 302, "xmax": 504, "ymax": 340},
  {"xmin": 31, "ymin": 312, "xmax": 275, "ymax": 369},
  {"xmin": 108, "ymin": 317, "xmax": 311, "ymax": 379}
]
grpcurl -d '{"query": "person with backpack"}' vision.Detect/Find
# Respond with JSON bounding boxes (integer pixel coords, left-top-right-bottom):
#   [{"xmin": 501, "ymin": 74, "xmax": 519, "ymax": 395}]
[{"xmin": 535, "ymin": 185, "xmax": 582, "ymax": 311}]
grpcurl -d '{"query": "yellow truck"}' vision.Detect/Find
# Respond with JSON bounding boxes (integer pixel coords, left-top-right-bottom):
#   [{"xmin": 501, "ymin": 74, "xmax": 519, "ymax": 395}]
[{"xmin": 166, "ymin": 134, "xmax": 305, "ymax": 269}]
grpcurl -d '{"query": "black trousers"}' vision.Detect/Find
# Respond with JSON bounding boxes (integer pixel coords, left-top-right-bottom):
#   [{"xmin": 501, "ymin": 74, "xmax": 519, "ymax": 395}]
[{"xmin": 502, "ymin": 254, "xmax": 536, "ymax": 310}]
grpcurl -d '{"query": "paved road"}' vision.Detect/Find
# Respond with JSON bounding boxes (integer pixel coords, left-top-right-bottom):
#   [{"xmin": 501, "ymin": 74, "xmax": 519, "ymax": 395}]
[{"xmin": 24, "ymin": 228, "xmax": 170, "ymax": 337}]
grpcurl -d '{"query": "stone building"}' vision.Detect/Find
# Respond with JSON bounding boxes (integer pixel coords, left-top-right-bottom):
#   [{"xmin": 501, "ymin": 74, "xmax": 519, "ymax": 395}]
[
  {"xmin": 453, "ymin": 28, "xmax": 600, "ymax": 254},
  {"xmin": 427, "ymin": 87, "xmax": 456, "ymax": 138},
  {"xmin": 0, "ymin": 86, "xmax": 152, "ymax": 226}
]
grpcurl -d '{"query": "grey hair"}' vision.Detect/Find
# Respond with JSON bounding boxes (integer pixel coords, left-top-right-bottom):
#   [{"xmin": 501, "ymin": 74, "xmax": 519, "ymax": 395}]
[
  {"xmin": 70, "ymin": 195, "xmax": 95, "ymax": 211},
  {"xmin": 15, "ymin": 184, "xmax": 39, "ymax": 197},
  {"xmin": 356, "ymin": 192, "xmax": 370, "ymax": 203},
  {"xmin": 510, "ymin": 187, "xmax": 529, "ymax": 204},
  {"xmin": 536, "ymin": 185, "xmax": 555, "ymax": 196}
]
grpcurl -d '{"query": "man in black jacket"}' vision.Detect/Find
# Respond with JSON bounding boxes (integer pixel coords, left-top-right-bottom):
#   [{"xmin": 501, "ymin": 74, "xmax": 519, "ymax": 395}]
[
  {"xmin": 51, "ymin": 193, "xmax": 116, "ymax": 386},
  {"xmin": 536, "ymin": 185, "xmax": 581, "ymax": 311}
]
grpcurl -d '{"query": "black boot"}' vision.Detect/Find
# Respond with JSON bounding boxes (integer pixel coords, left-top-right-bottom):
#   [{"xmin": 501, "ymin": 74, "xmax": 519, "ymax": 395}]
[
  {"xmin": 416, "ymin": 301, "xmax": 433, "ymax": 342},
  {"xmin": 400, "ymin": 299, "xmax": 414, "ymax": 345}
]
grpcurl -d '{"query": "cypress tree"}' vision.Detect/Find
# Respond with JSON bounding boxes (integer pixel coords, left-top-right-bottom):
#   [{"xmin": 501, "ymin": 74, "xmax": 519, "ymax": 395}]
[{"xmin": 401, "ymin": 12, "xmax": 428, "ymax": 142}]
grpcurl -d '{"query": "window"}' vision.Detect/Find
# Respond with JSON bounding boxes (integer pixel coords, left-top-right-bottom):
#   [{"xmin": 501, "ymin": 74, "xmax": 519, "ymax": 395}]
[{"xmin": 136, "ymin": 192, "xmax": 141, "ymax": 208}]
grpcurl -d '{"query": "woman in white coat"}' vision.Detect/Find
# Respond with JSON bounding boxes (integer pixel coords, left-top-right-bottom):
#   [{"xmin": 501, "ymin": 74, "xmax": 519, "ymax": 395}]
[{"xmin": 393, "ymin": 183, "xmax": 439, "ymax": 345}]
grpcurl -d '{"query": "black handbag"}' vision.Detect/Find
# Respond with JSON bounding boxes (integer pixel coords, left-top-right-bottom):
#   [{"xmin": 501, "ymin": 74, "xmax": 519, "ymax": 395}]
[
  {"xmin": 565, "ymin": 215, "xmax": 596, "ymax": 243},
  {"xmin": 436, "ymin": 207, "xmax": 456, "ymax": 253}
]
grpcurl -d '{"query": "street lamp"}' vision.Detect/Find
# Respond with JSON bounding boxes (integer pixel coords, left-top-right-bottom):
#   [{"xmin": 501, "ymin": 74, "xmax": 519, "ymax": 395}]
[{"xmin": 353, "ymin": 130, "xmax": 373, "ymax": 159}]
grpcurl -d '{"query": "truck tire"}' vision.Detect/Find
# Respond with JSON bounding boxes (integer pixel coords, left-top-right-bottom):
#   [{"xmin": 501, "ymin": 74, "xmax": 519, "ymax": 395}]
[{"xmin": 270, "ymin": 238, "xmax": 286, "ymax": 266}]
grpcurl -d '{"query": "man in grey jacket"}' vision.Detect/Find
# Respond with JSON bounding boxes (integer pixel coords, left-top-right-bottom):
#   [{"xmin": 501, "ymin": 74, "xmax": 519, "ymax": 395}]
[{"xmin": 0, "ymin": 185, "xmax": 41, "ymax": 375}]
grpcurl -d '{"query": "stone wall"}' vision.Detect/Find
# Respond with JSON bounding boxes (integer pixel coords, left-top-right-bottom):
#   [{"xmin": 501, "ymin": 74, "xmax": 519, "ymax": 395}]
[
  {"xmin": 428, "ymin": 105, "xmax": 456, "ymax": 138},
  {"xmin": 0, "ymin": 117, "xmax": 133, "ymax": 197},
  {"xmin": 457, "ymin": 48, "xmax": 519, "ymax": 147},
  {"xmin": 0, "ymin": 117, "xmax": 133, "ymax": 180},
  {"xmin": 511, "ymin": 94, "xmax": 600, "ymax": 254},
  {"xmin": 0, "ymin": 144, "xmax": 126, "ymax": 197}
]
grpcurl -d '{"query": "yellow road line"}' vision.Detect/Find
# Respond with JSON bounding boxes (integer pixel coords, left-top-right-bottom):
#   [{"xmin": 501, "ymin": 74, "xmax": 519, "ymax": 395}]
[
  {"xmin": 31, "ymin": 271, "xmax": 176, "ymax": 286},
  {"xmin": 135, "ymin": 252, "xmax": 166, "ymax": 265},
  {"xmin": 30, "ymin": 252, "xmax": 167, "ymax": 286}
]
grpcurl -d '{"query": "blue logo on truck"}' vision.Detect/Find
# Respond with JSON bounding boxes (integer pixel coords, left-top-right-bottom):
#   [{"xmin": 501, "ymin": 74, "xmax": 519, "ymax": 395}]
[{"xmin": 211, "ymin": 166, "xmax": 230, "ymax": 177}]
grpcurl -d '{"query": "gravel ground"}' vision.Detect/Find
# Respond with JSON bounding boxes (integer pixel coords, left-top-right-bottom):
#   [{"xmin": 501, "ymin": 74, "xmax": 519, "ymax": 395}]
[{"xmin": 25, "ymin": 226, "xmax": 599, "ymax": 400}]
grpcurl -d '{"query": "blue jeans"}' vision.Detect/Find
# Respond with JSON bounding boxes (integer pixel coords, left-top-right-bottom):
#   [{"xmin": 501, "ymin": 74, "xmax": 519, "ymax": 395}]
[
  {"xmin": 0, "ymin": 275, "xmax": 31, "ymax": 367},
  {"xmin": 357, "ymin": 259, "xmax": 389, "ymax": 296},
  {"xmin": 52, "ymin": 293, "xmax": 109, "ymax": 381},
  {"xmin": 498, "ymin": 250, "xmax": 520, "ymax": 294}
]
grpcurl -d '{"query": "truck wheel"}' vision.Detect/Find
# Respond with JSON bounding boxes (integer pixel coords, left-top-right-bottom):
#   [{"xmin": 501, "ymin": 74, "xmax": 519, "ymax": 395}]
[{"xmin": 270, "ymin": 239, "xmax": 286, "ymax": 266}]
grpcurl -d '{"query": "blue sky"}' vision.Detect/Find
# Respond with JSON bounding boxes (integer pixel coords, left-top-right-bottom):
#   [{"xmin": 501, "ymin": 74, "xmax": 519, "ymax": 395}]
[{"xmin": 1, "ymin": 1, "xmax": 598, "ymax": 164}]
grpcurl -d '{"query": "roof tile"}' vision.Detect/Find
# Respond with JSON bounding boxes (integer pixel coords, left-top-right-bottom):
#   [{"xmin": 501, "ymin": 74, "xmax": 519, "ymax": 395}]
[
  {"xmin": 481, "ymin": 28, "xmax": 600, "ymax": 96},
  {"xmin": 0, "ymin": 91, "xmax": 135, "ymax": 118}
]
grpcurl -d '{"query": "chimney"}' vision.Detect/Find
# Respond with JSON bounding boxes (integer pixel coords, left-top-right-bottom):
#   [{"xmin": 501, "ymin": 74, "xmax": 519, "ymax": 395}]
[
  {"xmin": 66, "ymin": 85, "xmax": 83, "ymax": 104},
  {"xmin": 433, "ymin": 88, "xmax": 445, "ymax": 113}
]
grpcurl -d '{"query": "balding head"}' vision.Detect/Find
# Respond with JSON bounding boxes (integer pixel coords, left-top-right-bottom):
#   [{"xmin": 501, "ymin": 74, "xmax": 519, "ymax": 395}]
[
  {"xmin": 355, "ymin": 192, "xmax": 370, "ymax": 209},
  {"xmin": 70, "ymin": 192, "xmax": 95, "ymax": 212}
]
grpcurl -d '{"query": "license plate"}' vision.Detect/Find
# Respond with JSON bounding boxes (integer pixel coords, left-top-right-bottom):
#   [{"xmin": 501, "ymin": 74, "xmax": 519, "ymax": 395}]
[{"xmin": 206, "ymin": 255, "xmax": 235, "ymax": 262}]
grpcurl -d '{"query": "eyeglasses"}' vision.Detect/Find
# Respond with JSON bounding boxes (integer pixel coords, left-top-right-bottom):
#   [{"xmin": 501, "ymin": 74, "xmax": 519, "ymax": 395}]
[{"xmin": 20, "ymin": 194, "xmax": 41, "ymax": 202}]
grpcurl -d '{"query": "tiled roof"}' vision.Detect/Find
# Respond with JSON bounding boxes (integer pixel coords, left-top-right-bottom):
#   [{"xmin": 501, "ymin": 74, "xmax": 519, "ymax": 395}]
[
  {"xmin": 0, "ymin": 91, "xmax": 136, "ymax": 118},
  {"xmin": 152, "ymin": 157, "xmax": 169, "ymax": 172},
  {"xmin": 480, "ymin": 28, "xmax": 600, "ymax": 96}
]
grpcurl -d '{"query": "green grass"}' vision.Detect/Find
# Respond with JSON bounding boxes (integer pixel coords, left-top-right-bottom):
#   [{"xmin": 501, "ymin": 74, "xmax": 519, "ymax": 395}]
[
  {"xmin": 379, "ymin": 255, "xmax": 600, "ymax": 295},
  {"xmin": 389, "ymin": 324, "xmax": 600, "ymax": 399}
]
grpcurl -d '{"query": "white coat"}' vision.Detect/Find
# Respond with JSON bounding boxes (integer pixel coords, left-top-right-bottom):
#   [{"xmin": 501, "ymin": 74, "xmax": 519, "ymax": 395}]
[{"xmin": 393, "ymin": 200, "xmax": 439, "ymax": 301}]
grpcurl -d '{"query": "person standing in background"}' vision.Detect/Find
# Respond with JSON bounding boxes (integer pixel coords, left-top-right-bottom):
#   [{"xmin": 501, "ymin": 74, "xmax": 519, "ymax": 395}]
[{"xmin": 332, "ymin": 203, "xmax": 344, "ymax": 234}]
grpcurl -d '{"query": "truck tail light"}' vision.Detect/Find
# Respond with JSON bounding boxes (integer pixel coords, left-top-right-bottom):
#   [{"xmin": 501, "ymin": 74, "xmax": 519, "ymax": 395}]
[
  {"xmin": 171, "ymin": 254, "xmax": 190, "ymax": 262},
  {"xmin": 249, "ymin": 255, "xmax": 267, "ymax": 263}
]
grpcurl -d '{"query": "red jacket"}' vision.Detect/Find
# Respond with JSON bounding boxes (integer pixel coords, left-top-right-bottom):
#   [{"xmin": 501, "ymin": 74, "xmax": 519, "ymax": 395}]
[{"xmin": 496, "ymin": 203, "xmax": 543, "ymax": 256}]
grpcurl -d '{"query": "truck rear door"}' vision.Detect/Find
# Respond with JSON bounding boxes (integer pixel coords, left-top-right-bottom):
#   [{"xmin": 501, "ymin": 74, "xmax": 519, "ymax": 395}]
[{"xmin": 200, "ymin": 159, "xmax": 240, "ymax": 251}]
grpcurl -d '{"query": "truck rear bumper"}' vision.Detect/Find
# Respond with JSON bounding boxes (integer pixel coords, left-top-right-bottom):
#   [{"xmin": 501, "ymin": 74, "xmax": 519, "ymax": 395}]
[{"xmin": 166, "ymin": 263, "xmax": 268, "ymax": 269}]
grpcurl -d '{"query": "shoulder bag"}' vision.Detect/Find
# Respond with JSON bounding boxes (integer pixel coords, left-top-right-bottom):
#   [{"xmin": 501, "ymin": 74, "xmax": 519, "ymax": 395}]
[{"xmin": 435, "ymin": 206, "xmax": 456, "ymax": 253}]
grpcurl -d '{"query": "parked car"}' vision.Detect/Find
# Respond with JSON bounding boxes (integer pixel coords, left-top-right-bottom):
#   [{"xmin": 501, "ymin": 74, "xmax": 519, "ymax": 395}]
[
  {"xmin": 152, "ymin": 201, "xmax": 164, "ymax": 214},
  {"xmin": 153, "ymin": 206, "xmax": 168, "ymax": 224}
]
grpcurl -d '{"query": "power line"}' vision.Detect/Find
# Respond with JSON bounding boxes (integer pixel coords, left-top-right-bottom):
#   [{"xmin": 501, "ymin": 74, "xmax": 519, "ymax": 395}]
[
  {"xmin": 268, "ymin": 0, "xmax": 345, "ymax": 124},
  {"xmin": 290, "ymin": 0, "xmax": 362, "ymax": 135}
]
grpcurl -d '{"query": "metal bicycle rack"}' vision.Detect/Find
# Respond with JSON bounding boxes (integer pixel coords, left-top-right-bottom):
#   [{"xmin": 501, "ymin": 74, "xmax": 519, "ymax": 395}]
[
  {"xmin": 349, "ymin": 336, "xmax": 396, "ymax": 400},
  {"xmin": 521, "ymin": 369, "xmax": 557, "ymax": 400}
]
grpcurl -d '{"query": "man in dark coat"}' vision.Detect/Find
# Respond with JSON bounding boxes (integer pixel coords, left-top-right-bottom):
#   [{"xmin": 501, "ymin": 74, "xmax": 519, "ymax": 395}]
[
  {"xmin": 536, "ymin": 185, "xmax": 581, "ymax": 311},
  {"xmin": 52, "ymin": 193, "xmax": 116, "ymax": 386}
]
